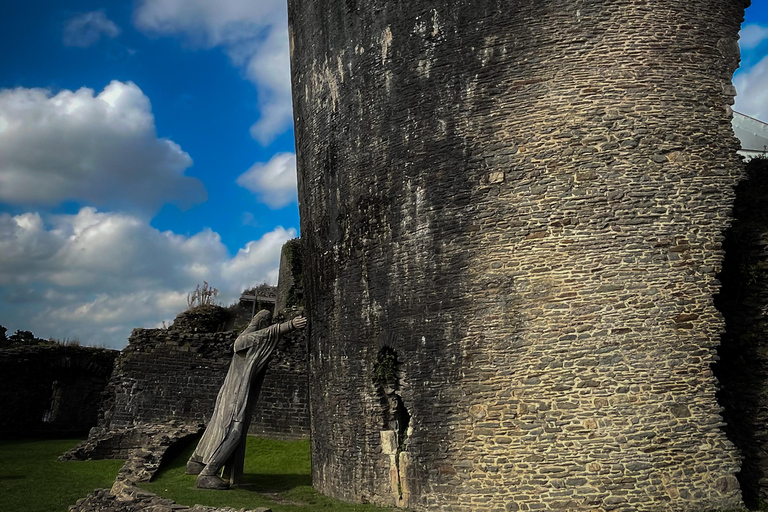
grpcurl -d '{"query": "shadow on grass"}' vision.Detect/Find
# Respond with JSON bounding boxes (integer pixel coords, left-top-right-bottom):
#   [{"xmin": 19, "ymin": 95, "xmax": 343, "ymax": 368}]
[
  {"xmin": 152, "ymin": 439, "xmax": 311, "ymax": 492},
  {"xmin": 142, "ymin": 436, "xmax": 397, "ymax": 512},
  {"xmin": 236, "ymin": 473, "xmax": 312, "ymax": 493}
]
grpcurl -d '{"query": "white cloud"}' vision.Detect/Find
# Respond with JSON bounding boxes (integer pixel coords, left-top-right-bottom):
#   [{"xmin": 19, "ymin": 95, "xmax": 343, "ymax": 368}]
[
  {"xmin": 236, "ymin": 152, "xmax": 297, "ymax": 209},
  {"xmin": 740, "ymin": 24, "xmax": 768, "ymax": 51},
  {"xmin": 734, "ymin": 54, "xmax": 768, "ymax": 121},
  {"xmin": 244, "ymin": 25, "xmax": 293, "ymax": 144},
  {"xmin": 0, "ymin": 81, "xmax": 206, "ymax": 214},
  {"xmin": 133, "ymin": 0, "xmax": 286, "ymax": 46},
  {"xmin": 63, "ymin": 11, "xmax": 121, "ymax": 48},
  {"xmin": 133, "ymin": 0, "xmax": 293, "ymax": 145},
  {"xmin": 0, "ymin": 207, "xmax": 296, "ymax": 348}
]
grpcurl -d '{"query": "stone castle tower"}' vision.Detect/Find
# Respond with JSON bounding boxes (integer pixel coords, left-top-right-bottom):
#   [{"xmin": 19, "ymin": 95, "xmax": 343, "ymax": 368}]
[{"xmin": 289, "ymin": 1, "xmax": 750, "ymax": 510}]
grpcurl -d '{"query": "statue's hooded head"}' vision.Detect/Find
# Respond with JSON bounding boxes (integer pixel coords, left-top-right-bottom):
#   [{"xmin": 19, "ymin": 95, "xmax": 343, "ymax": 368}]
[{"xmin": 252, "ymin": 309, "xmax": 272, "ymax": 330}]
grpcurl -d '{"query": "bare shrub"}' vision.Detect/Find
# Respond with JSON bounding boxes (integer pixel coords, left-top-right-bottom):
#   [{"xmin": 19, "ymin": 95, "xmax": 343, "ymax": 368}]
[{"xmin": 187, "ymin": 281, "xmax": 219, "ymax": 309}]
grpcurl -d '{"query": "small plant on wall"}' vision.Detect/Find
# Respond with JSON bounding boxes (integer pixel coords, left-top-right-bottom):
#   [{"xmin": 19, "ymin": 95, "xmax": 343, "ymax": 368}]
[{"xmin": 187, "ymin": 282, "xmax": 219, "ymax": 309}]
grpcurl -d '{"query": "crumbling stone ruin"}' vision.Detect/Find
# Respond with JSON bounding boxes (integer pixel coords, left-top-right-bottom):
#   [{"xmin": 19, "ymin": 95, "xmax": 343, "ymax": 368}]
[
  {"xmin": 66, "ymin": 422, "xmax": 271, "ymax": 512},
  {"xmin": 56, "ymin": 241, "xmax": 304, "ymax": 464},
  {"xmin": 289, "ymin": 0, "xmax": 751, "ymax": 510},
  {"xmin": 0, "ymin": 344, "xmax": 117, "ymax": 438},
  {"xmin": 65, "ymin": 241, "xmax": 308, "ymax": 511},
  {"xmin": 83, "ymin": 241, "xmax": 307, "ymax": 442},
  {"xmin": 97, "ymin": 280, "xmax": 308, "ymax": 439}
]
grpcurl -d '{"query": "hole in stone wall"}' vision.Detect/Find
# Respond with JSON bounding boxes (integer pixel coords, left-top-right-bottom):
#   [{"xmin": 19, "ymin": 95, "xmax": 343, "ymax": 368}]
[
  {"xmin": 374, "ymin": 347, "xmax": 411, "ymax": 449},
  {"xmin": 373, "ymin": 346, "xmax": 411, "ymax": 502}
]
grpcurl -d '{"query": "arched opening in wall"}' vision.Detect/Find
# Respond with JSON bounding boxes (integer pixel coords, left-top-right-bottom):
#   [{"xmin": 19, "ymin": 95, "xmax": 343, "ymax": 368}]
[
  {"xmin": 714, "ymin": 157, "xmax": 768, "ymax": 509},
  {"xmin": 373, "ymin": 346, "xmax": 411, "ymax": 506}
]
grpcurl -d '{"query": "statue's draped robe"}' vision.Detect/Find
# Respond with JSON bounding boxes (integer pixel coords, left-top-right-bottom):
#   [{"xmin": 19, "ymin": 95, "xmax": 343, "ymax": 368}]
[{"xmin": 191, "ymin": 319, "xmax": 283, "ymax": 472}]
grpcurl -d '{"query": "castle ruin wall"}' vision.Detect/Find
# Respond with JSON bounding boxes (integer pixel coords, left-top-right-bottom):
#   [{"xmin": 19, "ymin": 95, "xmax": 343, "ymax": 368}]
[
  {"xmin": 100, "ymin": 327, "xmax": 309, "ymax": 440},
  {"xmin": 0, "ymin": 344, "xmax": 117, "ymax": 438}
]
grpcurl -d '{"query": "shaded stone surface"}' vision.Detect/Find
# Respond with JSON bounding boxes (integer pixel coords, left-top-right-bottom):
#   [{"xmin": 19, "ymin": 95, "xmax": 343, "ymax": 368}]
[
  {"xmin": 0, "ymin": 344, "xmax": 117, "ymax": 438},
  {"xmin": 289, "ymin": 0, "xmax": 749, "ymax": 510},
  {"xmin": 60, "ymin": 422, "xmax": 202, "ymax": 463},
  {"xmin": 716, "ymin": 157, "xmax": 768, "ymax": 508}
]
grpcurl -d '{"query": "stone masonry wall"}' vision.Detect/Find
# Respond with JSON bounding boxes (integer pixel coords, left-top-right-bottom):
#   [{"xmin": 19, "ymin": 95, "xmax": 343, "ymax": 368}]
[
  {"xmin": 100, "ymin": 326, "xmax": 308, "ymax": 439},
  {"xmin": 289, "ymin": 0, "xmax": 749, "ymax": 510},
  {"xmin": 0, "ymin": 344, "xmax": 117, "ymax": 437}
]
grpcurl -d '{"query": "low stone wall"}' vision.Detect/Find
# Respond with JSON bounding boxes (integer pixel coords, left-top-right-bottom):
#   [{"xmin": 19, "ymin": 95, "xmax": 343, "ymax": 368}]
[
  {"xmin": 70, "ymin": 488, "xmax": 271, "ymax": 512},
  {"xmin": 100, "ymin": 329, "xmax": 235, "ymax": 429},
  {"xmin": 0, "ymin": 344, "xmax": 118, "ymax": 438},
  {"xmin": 61, "ymin": 422, "xmax": 203, "ymax": 462}
]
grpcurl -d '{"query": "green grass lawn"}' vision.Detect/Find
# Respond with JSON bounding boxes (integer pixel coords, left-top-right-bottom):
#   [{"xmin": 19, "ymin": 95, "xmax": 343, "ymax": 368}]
[
  {"xmin": 141, "ymin": 436, "xmax": 397, "ymax": 512},
  {"xmin": 10, "ymin": 436, "xmax": 748, "ymax": 512},
  {"xmin": 0, "ymin": 438, "xmax": 124, "ymax": 512}
]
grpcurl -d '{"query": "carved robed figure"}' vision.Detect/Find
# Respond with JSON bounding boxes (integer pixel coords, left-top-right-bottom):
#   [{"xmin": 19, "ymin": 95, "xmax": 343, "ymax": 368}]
[{"xmin": 186, "ymin": 310, "xmax": 307, "ymax": 489}]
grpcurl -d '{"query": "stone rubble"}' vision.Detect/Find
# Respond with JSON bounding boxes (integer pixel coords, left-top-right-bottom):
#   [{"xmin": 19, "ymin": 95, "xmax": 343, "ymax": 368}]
[{"xmin": 66, "ymin": 422, "xmax": 271, "ymax": 512}]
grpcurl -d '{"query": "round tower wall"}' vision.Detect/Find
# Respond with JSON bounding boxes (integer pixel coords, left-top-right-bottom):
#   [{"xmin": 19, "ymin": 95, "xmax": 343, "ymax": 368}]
[{"xmin": 289, "ymin": 1, "xmax": 748, "ymax": 510}]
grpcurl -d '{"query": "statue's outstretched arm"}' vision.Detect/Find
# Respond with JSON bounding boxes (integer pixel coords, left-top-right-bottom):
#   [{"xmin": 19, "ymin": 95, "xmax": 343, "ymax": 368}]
[
  {"xmin": 279, "ymin": 316, "xmax": 307, "ymax": 335},
  {"xmin": 234, "ymin": 316, "xmax": 307, "ymax": 352}
]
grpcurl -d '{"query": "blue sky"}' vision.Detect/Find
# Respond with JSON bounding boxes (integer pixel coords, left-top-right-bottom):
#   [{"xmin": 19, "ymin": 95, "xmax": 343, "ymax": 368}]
[
  {"xmin": 0, "ymin": 1, "xmax": 767, "ymax": 348},
  {"xmin": 735, "ymin": 2, "xmax": 768, "ymax": 121}
]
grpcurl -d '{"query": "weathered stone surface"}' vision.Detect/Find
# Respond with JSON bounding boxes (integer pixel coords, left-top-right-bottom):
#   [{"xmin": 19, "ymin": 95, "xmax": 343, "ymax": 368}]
[
  {"xmin": 70, "ymin": 489, "xmax": 273, "ymax": 512},
  {"xmin": 275, "ymin": 238, "xmax": 304, "ymax": 314},
  {"xmin": 0, "ymin": 344, "xmax": 117, "ymax": 438},
  {"xmin": 169, "ymin": 305, "xmax": 232, "ymax": 334},
  {"xmin": 289, "ymin": 0, "xmax": 748, "ymax": 510}
]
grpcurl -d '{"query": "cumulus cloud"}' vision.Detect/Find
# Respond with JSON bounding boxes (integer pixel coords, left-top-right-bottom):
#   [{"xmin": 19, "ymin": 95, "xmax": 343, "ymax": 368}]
[
  {"xmin": 740, "ymin": 24, "xmax": 768, "ymax": 51},
  {"xmin": 243, "ymin": 25, "xmax": 292, "ymax": 145},
  {"xmin": 0, "ymin": 207, "xmax": 296, "ymax": 348},
  {"xmin": 734, "ymin": 55, "xmax": 768, "ymax": 122},
  {"xmin": 0, "ymin": 81, "xmax": 206, "ymax": 214},
  {"xmin": 133, "ymin": 0, "xmax": 293, "ymax": 145},
  {"xmin": 236, "ymin": 152, "xmax": 297, "ymax": 209},
  {"xmin": 63, "ymin": 11, "xmax": 121, "ymax": 47}
]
